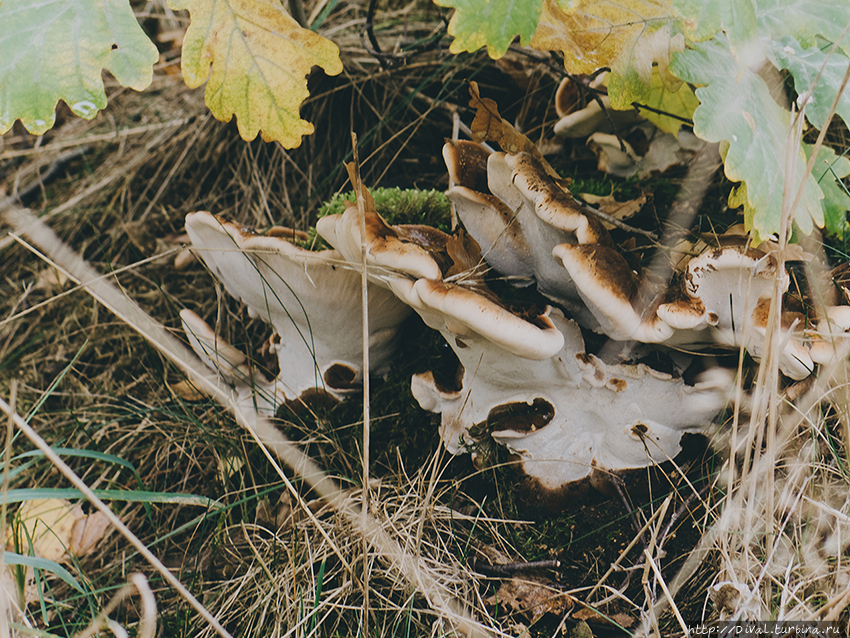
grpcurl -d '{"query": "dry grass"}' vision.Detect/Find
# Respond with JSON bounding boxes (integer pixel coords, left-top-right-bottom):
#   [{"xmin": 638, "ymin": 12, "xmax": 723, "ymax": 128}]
[{"xmin": 1, "ymin": 1, "xmax": 850, "ymax": 637}]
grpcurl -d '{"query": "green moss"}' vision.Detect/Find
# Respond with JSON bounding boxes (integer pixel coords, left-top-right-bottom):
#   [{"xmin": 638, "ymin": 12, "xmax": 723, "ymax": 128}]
[{"xmin": 317, "ymin": 187, "xmax": 452, "ymax": 232}]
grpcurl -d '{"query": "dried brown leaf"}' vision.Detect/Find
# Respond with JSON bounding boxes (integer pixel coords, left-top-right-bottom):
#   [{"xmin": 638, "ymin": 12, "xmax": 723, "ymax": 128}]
[
  {"xmin": 344, "ymin": 161, "xmax": 376, "ymax": 212},
  {"xmin": 170, "ymin": 379, "xmax": 208, "ymax": 402},
  {"xmin": 70, "ymin": 509, "xmax": 111, "ymax": 557},
  {"xmin": 486, "ymin": 576, "xmax": 573, "ymax": 621},
  {"xmin": 445, "ymin": 229, "xmax": 483, "ymax": 279},
  {"xmin": 579, "ymin": 193, "xmax": 647, "ymax": 230},
  {"xmin": 573, "ymin": 606, "xmax": 635, "ymax": 628}
]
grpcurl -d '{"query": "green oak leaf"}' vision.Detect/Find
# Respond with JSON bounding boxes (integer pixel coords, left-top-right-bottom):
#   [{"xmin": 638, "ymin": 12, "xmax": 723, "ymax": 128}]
[
  {"xmin": 674, "ymin": 0, "xmax": 758, "ymax": 50},
  {"xmin": 756, "ymin": 0, "xmax": 850, "ymax": 54},
  {"xmin": 672, "ymin": 35, "xmax": 826, "ymax": 238},
  {"xmin": 435, "ymin": 0, "xmax": 543, "ymax": 58},
  {"xmin": 0, "ymin": 0, "xmax": 159, "ymax": 135},
  {"xmin": 809, "ymin": 144, "xmax": 850, "ymax": 238},
  {"xmin": 674, "ymin": 0, "xmax": 850, "ymax": 54},
  {"xmin": 168, "ymin": 0, "xmax": 343, "ymax": 148},
  {"xmin": 769, "ymin": 37, "xmax": 850, "ymax": 131}
]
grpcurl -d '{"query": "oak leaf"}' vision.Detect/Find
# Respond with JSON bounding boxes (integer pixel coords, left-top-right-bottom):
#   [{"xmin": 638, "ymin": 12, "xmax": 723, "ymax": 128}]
[
  {"xmin": 168, "ymin": 0, "xmax": 343, "ymax": 148},
  {"xmin": 531, "ymin": 0, "xmax": 682, "ymax": 109},
  {"xmin": 435, "ymin": 0, "xmax": 543, "ymax": 58},
  {"xmin": 0, "ymin": 0, "xmax": 158, "ymax": 134},
  {"xmin": 7, "ymin": 499, "xmax": 110, "ymax": 562}
]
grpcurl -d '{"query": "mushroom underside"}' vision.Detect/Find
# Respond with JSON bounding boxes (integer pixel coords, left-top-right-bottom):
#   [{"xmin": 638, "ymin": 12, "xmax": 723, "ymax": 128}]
[{"xmin": 181, "ymin": 211, "xmax": 411, "ymax": 416}]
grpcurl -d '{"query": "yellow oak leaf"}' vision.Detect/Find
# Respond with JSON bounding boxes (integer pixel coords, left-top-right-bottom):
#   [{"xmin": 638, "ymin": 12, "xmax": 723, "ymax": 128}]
[
  {"xmin": 6, "ymin": 499, "xmax": 109, "ymax": 562},
  {"xmin": 531, "ymin": 0, "xmax": 679, "ymax": 109},
  {"xmin": 168, "ymin": 0, "xmax": 343, "ymax": 148},
  {"xmin": 638, "ymin": 67, "xmax": 697, "ymax": 136}
]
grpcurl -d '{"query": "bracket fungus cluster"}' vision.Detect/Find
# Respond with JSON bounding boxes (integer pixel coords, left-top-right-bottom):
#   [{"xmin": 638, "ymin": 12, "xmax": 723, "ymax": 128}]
[
  {"xmin": 180, "ymin": 211, "xmax": 410, "ymax": 419},
  {"xmin": 180, "ymin": 123, "xmax": 849, "ymax": 506},
  {"xmin": 443, "ymin": 141, "xmax": 827, "ymax": 381}
]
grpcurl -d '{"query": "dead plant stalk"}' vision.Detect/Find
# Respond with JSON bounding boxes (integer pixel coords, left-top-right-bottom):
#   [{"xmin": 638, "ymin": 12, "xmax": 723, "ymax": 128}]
[{"xmin": 0, "ymin": 201, "xmax": 493, "ymax": 638}]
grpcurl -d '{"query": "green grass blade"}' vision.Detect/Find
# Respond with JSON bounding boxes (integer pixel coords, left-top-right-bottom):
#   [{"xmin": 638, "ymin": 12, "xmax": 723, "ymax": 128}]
[
  {"xmin": 4, "ymin": 551, "xmax": 84, "ymax": 592},
  {"xmin": 5, "ymin": 488, "xmax": 223, "ymax": 509}
]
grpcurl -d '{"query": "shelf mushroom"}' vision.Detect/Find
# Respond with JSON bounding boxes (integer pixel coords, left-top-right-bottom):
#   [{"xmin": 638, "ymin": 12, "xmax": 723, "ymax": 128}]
[
  {"xmin": 411, "ymin": 308, "xmax": 729, "ymax": 503},
  {"xmin": 554, "ymin": 240, "xmax": 815, "ymax": 379},
  {"xmin": 444, "ymin": 142, "xmax": 816, "ymax": 380},
  {"xmin": 443, "ymin": 141, "xmax": 608, "ymax": 328},
  {"xmin": 181, "ymin": 211, "xmax": 411, "ymax": 419},
  {"xmin": 315, "ymin": 203, "xmax": 731, "ymax": 501}
]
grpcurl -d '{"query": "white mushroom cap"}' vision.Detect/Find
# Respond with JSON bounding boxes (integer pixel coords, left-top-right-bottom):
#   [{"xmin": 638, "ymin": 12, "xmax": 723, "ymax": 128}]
[
  {"xmin": 747, "ymin": 298, "xmax": 814, "ymax": 379},
  {"xmin": 443, "ymin": 142, "xmax": 535, "ymax": 282},
  {"xmin": 315, "ymin": 204, "xmax": 442, "ymax": 282},
  {"xmin": 411, "ymin": 308, "xmax": 729, "ymax": 493},
  {"xmin": 443, "ymin": 145, "xmax": 605, "ymax": 327},
  {"xmin": 505, "ymin": 152, "xmax": 611, "ymax": 246},
  {"xmin": 553, "ymin": 243, "xmax": 674, "ymax": 342},
  {"xmin": 408, "ymin": 279, "xmax": 565, "ymax": 360},
  {"xmin": 552, "ymin": 77, "xmax": 640, "ymax": 139},
  {"xmin": 180, "ymin": 308, "xmax": 269, "ymax": 388},
  {"xmin": 809, "ymin": 306, "xmax": 850, "ymax": 365},
  {"xmin": 184, "ymin": 211, "xmax": 410, "ymax": 405},
  {"xmin": 317, "ymin": 200, "xmax": 567, "ymax": 361},
  {"xmin": 180, "ymin": 308, "xmax": 278, "ymax": 419}
]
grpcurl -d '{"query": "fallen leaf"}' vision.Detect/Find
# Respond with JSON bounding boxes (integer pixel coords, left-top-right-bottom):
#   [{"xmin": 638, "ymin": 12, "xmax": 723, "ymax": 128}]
[
  {"xmin": 217, "ymin": 455, "xmax": 245, "ymax": 485},
  {"xmin": 69, "ymin": 509, "xmax": 111, "ymax": 557},
  {"xmin": 486, "ymin": 576, "xmax": 573, "ymax": 621},
  {"xmin": 8, "ymin": 499, "xmax": 109, "ymax": 562},
  {"xmin": 587, "ymin": 123, "xmax": 707, "ymax": 178},
  {"xmin": 579, "ymin": 193, "xmax": 647, "ymax": 229},
  {"xmin": 168, "ymin": 0, "xmax": 342, "ymax": 148},
  {"xmin": 468, "ymin": 82, "xmax": 565, "ymax": 185},
  {"xmin": 469, "ymin": 81, "xmax": 537, "ymax": 156},
  {"xmin": 567, "ymin": 620, "xmax": 594, "ymax": 638},
  {"xmin": 7, "ymin": 499, "xmax": 76, "ymax": 563},
  {"xmin": 169, "ymin": 379, "xmax": 208, "ymax": 402},
  {"xmin": 445, "ymin": 229, "xmax": 484, "ymax": 279},
  {"xmin": 36, "ymin": 267, "xmax": 71, "ymax": 290},
  {"xmin": 255, "ymin": 492, "xmax": 293, "ymax": 532},
  {"xmin": 344, "ymin": 162, "xmax": 377, "ymax": 212},
  {"xmin": 573, "ymin": 606, "xmax": 635, "ymax": 628}
]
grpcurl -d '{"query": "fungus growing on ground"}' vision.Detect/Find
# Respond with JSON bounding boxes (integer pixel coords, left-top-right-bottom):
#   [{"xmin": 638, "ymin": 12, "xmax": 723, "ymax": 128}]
[
  {"xmin": 445, "ymin": 141, "xmax": 818, "ymax": 379},
  {"xmin": 181, "ymin": 211, "xmax": 410, "ymax": 418},
  {"xmin": 411, "ymin": 307, "xmax": 729, "ymax": 503},
  {"xmin": 177, "ymin": 135, "xmax": 841, "ymax": 502},
  {"xmin": 443, "ymin": 141, "xmax": 607, "ymax": 328},
  {"xmin": 315, "ymin": 202, "xmax": 731, "ymax": 503}
]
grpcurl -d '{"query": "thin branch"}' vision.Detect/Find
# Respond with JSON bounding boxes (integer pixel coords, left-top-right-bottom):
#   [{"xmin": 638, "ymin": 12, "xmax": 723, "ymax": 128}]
[{"xmin": 350, "ymin": 131, "xmax": 372, "ymax": 637}]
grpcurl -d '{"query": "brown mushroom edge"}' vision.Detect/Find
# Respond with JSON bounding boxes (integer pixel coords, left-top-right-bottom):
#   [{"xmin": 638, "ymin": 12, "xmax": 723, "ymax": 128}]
[{"xmin": 511, "ymin": 433, "xmax": 711, "ymax": 514}]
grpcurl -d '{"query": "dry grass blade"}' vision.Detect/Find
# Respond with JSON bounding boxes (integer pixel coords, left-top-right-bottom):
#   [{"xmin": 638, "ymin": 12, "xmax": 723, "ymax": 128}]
[
  {"xmin": 1, "ymin": 202, "xmax": 493, "ymax": 638},
  {"xmin": 0, "ymin": 398, "xmax": 232, "ymax": 638},
  {"xmin": 76, "ymin": 573, "xmax": 157, "ymax": 638},
  {"xmin": 349, "ymin": 131, "xmax": 373, "ymax": 635}
]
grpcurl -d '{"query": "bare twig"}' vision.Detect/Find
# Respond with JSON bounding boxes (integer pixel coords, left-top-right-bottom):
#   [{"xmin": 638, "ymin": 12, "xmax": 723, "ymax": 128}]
[
  {"xmin": 471, "ymin": 558, "xmax": 560, "ymax": 578},
  {"xmin": 350, "ymin": 131, "xmax": 372, "ymax": 637}
]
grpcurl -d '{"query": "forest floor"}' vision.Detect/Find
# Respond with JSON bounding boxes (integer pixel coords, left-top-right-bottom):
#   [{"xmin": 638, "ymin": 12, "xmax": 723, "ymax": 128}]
[{"xmin": 1, "ymin": 2, "xmax": 850, "ymax": 637}]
